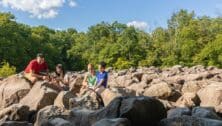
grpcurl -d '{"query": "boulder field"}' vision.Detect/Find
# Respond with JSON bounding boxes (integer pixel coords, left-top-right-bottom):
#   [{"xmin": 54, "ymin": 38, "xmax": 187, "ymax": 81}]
[{"xmin": 0, "ymin": 65, "xmax": 222, "ymax": 126}]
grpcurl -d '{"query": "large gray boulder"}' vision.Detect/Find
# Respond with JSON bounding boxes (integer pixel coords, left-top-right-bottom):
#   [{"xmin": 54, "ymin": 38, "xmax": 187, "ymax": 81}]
[
  {"xmin": 159, "ymin": 115, "xmax": 222, "ymax": 126},
  {"xmin": 118, "ymin": 96, "xmax": 166, "ymax": 126},
  {"xmin": 167, "ymin": 108, "xmax": 191, "ymax": 118},
  {"xmin": 0, "ymin": 121, "xmax": 32, "ymax": 126},
  {"xmin": 36, "ymin": 96, "xmax": 166, "ymax": 126},
  {"xmin": 92, "ymin": 118, "xmax": 131, "ymax": 126},
  {"xmin": 40, "ymin": 118, "xmax": 72, "ymax": 126},
  {"xmin": 192, "ymin": 107, "xmax": 222, "ymax": 120}
]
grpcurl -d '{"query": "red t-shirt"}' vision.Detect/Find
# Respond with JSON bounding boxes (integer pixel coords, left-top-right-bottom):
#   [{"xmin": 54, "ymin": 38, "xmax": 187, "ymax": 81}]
[{"xmin": 24, "ymin": 59, "xmax": 48, "ymax": 74}]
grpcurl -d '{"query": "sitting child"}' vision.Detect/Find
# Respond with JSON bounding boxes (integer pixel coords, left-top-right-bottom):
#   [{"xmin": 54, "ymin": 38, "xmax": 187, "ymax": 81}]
[
  {"xmin": 94, "ymin": 61, "xmax": 108, "ymax": 94},
  {"xmin": 82, "ymin": 63, "xmax": 97, "ymax": 89},
  {"xmin": 51, "ymin": 64, "xmax": 69, "ymax": 91}
]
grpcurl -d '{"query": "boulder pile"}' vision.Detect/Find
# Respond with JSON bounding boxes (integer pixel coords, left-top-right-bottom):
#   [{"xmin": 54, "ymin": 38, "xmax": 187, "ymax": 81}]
[{"xmin": 0, "ymin": 65, "xmax": 221, "ymax": 126}]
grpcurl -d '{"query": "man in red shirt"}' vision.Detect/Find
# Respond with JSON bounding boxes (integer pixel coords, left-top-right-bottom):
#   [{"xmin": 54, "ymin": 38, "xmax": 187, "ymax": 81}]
[{"xmin": 24, "ymin": 53, "xmax": 49, "ymax": 83}]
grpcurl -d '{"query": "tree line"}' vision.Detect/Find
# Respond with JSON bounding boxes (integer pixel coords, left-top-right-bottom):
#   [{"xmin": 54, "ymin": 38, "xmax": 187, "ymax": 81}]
[{"xmin": 0, "ymin": 9, "xmax": 222, "ymax": 77}]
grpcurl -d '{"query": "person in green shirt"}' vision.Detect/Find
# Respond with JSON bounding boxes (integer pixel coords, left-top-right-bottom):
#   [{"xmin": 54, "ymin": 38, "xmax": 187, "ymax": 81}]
[{"xmin": 82, "ymin": 64, "xmax": 97, "ymax": 89}]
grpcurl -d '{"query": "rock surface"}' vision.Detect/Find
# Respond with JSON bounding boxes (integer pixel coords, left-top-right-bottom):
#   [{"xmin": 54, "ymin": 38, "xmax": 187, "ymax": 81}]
[
  {"xmin": 159, "ymin": 115, "xmax": 222, "ymax": 126},
  {"xmin": 197, "ymin": 83, "xmax": 222, "ymax": 109},
  {"xmin": 0, "ymin": 75, "xmax": 31, "ymax": 109},
  {"xmin": 1, "ymin": 65, "xmax": 222, "ymax": 126},
  {"xmin": 92, "ymin": 118, "xmax": 131, "ymax": 126},
  {"xmin": 0, "ymin": 104, "xmax": 30, "ymax": 121},
  {"xmin": 143, "ymin": 82, "xmax": 172, "ymax": 99},
  {"xmin": 19, "ymin": 81, "xmax": 59, "ymax": 111},
  {"xmin": 54, "ymin": 91, "xmax": 75, "ymax": 109},
  {"xmin": 35, "ymin": 96, "xmax": 166, "ymax": 126}
]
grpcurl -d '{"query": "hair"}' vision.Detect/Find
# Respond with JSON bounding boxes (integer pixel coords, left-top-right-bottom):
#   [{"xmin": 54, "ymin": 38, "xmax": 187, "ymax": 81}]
[
  {"xmin": 88, "ymin": 63, "xmax": 94, "ymax": 68},
  {"xmin": 99, "ymin": 61, "xmax": 106, "ymax": 68},
  {"xmin": 37, "ymin": 53, "xmax": 44, "ymax": 58},
  {"xmin": 56, "ymin": 64, "xmax": 63, "ymax": 69},
  {"xmin": 55, "ymin": 64, "xmax": 65, "ymax": 77}
]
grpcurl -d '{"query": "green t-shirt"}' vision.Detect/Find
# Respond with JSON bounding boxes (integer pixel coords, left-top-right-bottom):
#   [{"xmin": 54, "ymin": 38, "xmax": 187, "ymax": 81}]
[{"xmin": 87, "ymin": 73, "xmax": 97, "ymax": 87}]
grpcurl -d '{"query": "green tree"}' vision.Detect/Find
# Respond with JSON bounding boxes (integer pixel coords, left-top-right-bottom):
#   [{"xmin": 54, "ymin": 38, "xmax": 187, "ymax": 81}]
[{"xmin": 0, "ymin": 61, "xmax": 16, "ymax": 77}]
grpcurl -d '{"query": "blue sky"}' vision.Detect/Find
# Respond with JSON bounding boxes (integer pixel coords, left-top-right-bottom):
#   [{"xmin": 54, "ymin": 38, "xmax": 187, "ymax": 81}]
[{"xmin": 0, "ymin": 0, "xmax": 221, "ymax": 32}]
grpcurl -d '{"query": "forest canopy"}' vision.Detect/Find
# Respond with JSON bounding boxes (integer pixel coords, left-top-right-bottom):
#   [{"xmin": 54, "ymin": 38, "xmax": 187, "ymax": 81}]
[{"xmin": 0, "ymin": 9, "xmax": 222, "ymax": 75}]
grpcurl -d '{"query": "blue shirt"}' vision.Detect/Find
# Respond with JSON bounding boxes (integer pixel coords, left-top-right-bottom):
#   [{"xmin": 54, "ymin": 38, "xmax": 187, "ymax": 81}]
[{"xmin": 96, "ymin": 71, "xmax": 108, "ymax": 88}]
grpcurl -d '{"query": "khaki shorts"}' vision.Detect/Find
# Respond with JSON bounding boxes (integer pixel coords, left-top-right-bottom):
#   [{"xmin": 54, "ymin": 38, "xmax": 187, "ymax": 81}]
[{"xmin": 24, "ymin": 73, "xmax": 38, "ymax": 83}]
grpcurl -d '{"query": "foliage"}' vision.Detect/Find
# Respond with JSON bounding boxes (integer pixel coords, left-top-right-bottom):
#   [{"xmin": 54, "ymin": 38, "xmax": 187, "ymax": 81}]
[
  {"xmin": 0, "ymin": 61, "xmax": 16, "ymax": 77},
  {"xmin": 0, "ymin": 10, "xmax": 222, "ymax": 72}
]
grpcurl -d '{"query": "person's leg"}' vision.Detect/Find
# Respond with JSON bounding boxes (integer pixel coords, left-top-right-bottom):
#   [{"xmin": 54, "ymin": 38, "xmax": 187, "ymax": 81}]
[
  {"xmin": 95, "ymin": 86, "xmax": 105, "ymax": 94},
  {"xmin": 24, "ymin": 73, "xmax": 38, "ymax": 84}
]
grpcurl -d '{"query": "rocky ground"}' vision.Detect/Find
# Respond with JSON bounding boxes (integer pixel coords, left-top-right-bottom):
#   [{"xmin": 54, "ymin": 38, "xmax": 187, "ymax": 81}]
[{"xmin": 0, "ymin": 65, "xmax": 222, "ymax": 126}]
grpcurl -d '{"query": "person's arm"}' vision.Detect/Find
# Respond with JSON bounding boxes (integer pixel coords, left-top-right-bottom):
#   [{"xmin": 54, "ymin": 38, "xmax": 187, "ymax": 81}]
[
  {"xmin": 94, "ymin": 79, "xmax": 104, "ymax": 89},
  {"xmin": 94, "ymin": 72, "xmax": 108, "ymax": 89},
  {"xmin": 63, "ymin": 74, "xmax": 69, "ymax": 85},
  {"xmin": 92, "ymin": 77, "xmax": 97, "ymax": 89},
  {"xmin": 44, "ymin": 63, "xmax": 49, "ymax": 75},
  {"xmin": 46, "ymin": 69, "xmax": 49, "ymax": 75},
  {"xmin": 57, "ymin": 73, "xmax": 68, "ymax": 85},
  {"xmin": 30, "ymin": 70, "xmax": 45, "ymax": 79},
  {"xmin": 82, "ymin": 74, "xmax": 88, "ymax": 87}
]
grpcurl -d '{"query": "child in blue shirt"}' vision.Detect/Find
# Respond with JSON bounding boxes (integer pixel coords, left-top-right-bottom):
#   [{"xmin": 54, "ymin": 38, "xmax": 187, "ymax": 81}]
[{"xmin": 94, "ymin": 61, "xmax": 108, "ymax": 94}]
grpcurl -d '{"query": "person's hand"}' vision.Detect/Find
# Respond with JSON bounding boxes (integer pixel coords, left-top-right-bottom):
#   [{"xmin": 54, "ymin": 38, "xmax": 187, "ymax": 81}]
[
  {"xmin": 93, "ymin": 86, "xmax": 97, "ymax": 90},
  {"xmin": 43, "ymin": 76, "xmax": 49, "ymax": 80},
  {"xmin": 51, "ymin": 78, "xmax": 56, "ymax": 83},
  {"xmin": 82, "ymin": 85, "xmax": 87, "ymax": 89}
]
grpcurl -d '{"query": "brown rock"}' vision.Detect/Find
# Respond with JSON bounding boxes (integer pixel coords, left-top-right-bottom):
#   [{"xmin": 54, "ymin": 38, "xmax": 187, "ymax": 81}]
[
  {"xmin": 143, "ymin": 82, "xmax": 172, "ymax": 99},
  {"xmin": 115, "ymin": 75, "xmax": 133, "ymax": 87},
  {"xmin": 69, "ymin": 90, "xmax": 103, "ymax": 110},
  {"xmin": 132, "ymin": 72, "xmax": 143, "ymax": 81},
  {"xmin": 141, "ymin": 74, "xmax": 158, "ymax": 84},
  {"xmin": 34, "ymin": 105, "xmax": 68, "ymax": 126},
  {"xmin": 0, "ymin": 75, "xmax": 31, "ymax": 109},
  {"xmin": 166, "ymin": 75, "xmax": 185, "ymax": 85},
  {"xmin": 175, "ymin": 93, "xmax": 200, "ymax": 108},
  {"xmin": 127, "ymin": 82, "xmax": 147, "ymax": 96},
  {"xmin": 101, "ymin": 88, "xmax": 122, "ymax": 106},
  {"xmin": 182, "ymin": 81, "xmax": 201, "ymax": 94},
  {"xmin": 215, "ymin": 104, "xmax": 222, "ymax": 114},
  {"xmin": 0, "ymin": 104, "xmax": 30, "ymax": 121},
  {"xmin": 197, "ymin": 83, "xmax": 222, "ymax": 108},
  {"xmin": 69, "ymin": 75, "xmax": 84, "ymax": 94},
  {"xmin": 54, "ymin": 91, "xmax": 75, "ymax": 109},
  {"xmin": 20, "ymin": 81, "xmax": 59, "ymax": 111},
  {"xmin": 158, "ymin": 99, "xmax": 175, "ymax": 110}
]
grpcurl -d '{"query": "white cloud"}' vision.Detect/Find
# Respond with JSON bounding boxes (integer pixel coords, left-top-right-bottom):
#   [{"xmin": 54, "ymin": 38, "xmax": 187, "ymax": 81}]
[
  {"xmin": 0, "ymin": 0, "xmax": 77, "ymax": 19},
  {"xmin": 68, "ymin": 0, "xmax": 77, "ymax": 7},
  {"xmin": 127, "ymin": 21, "xmax": 149, "ymax": 31}
]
